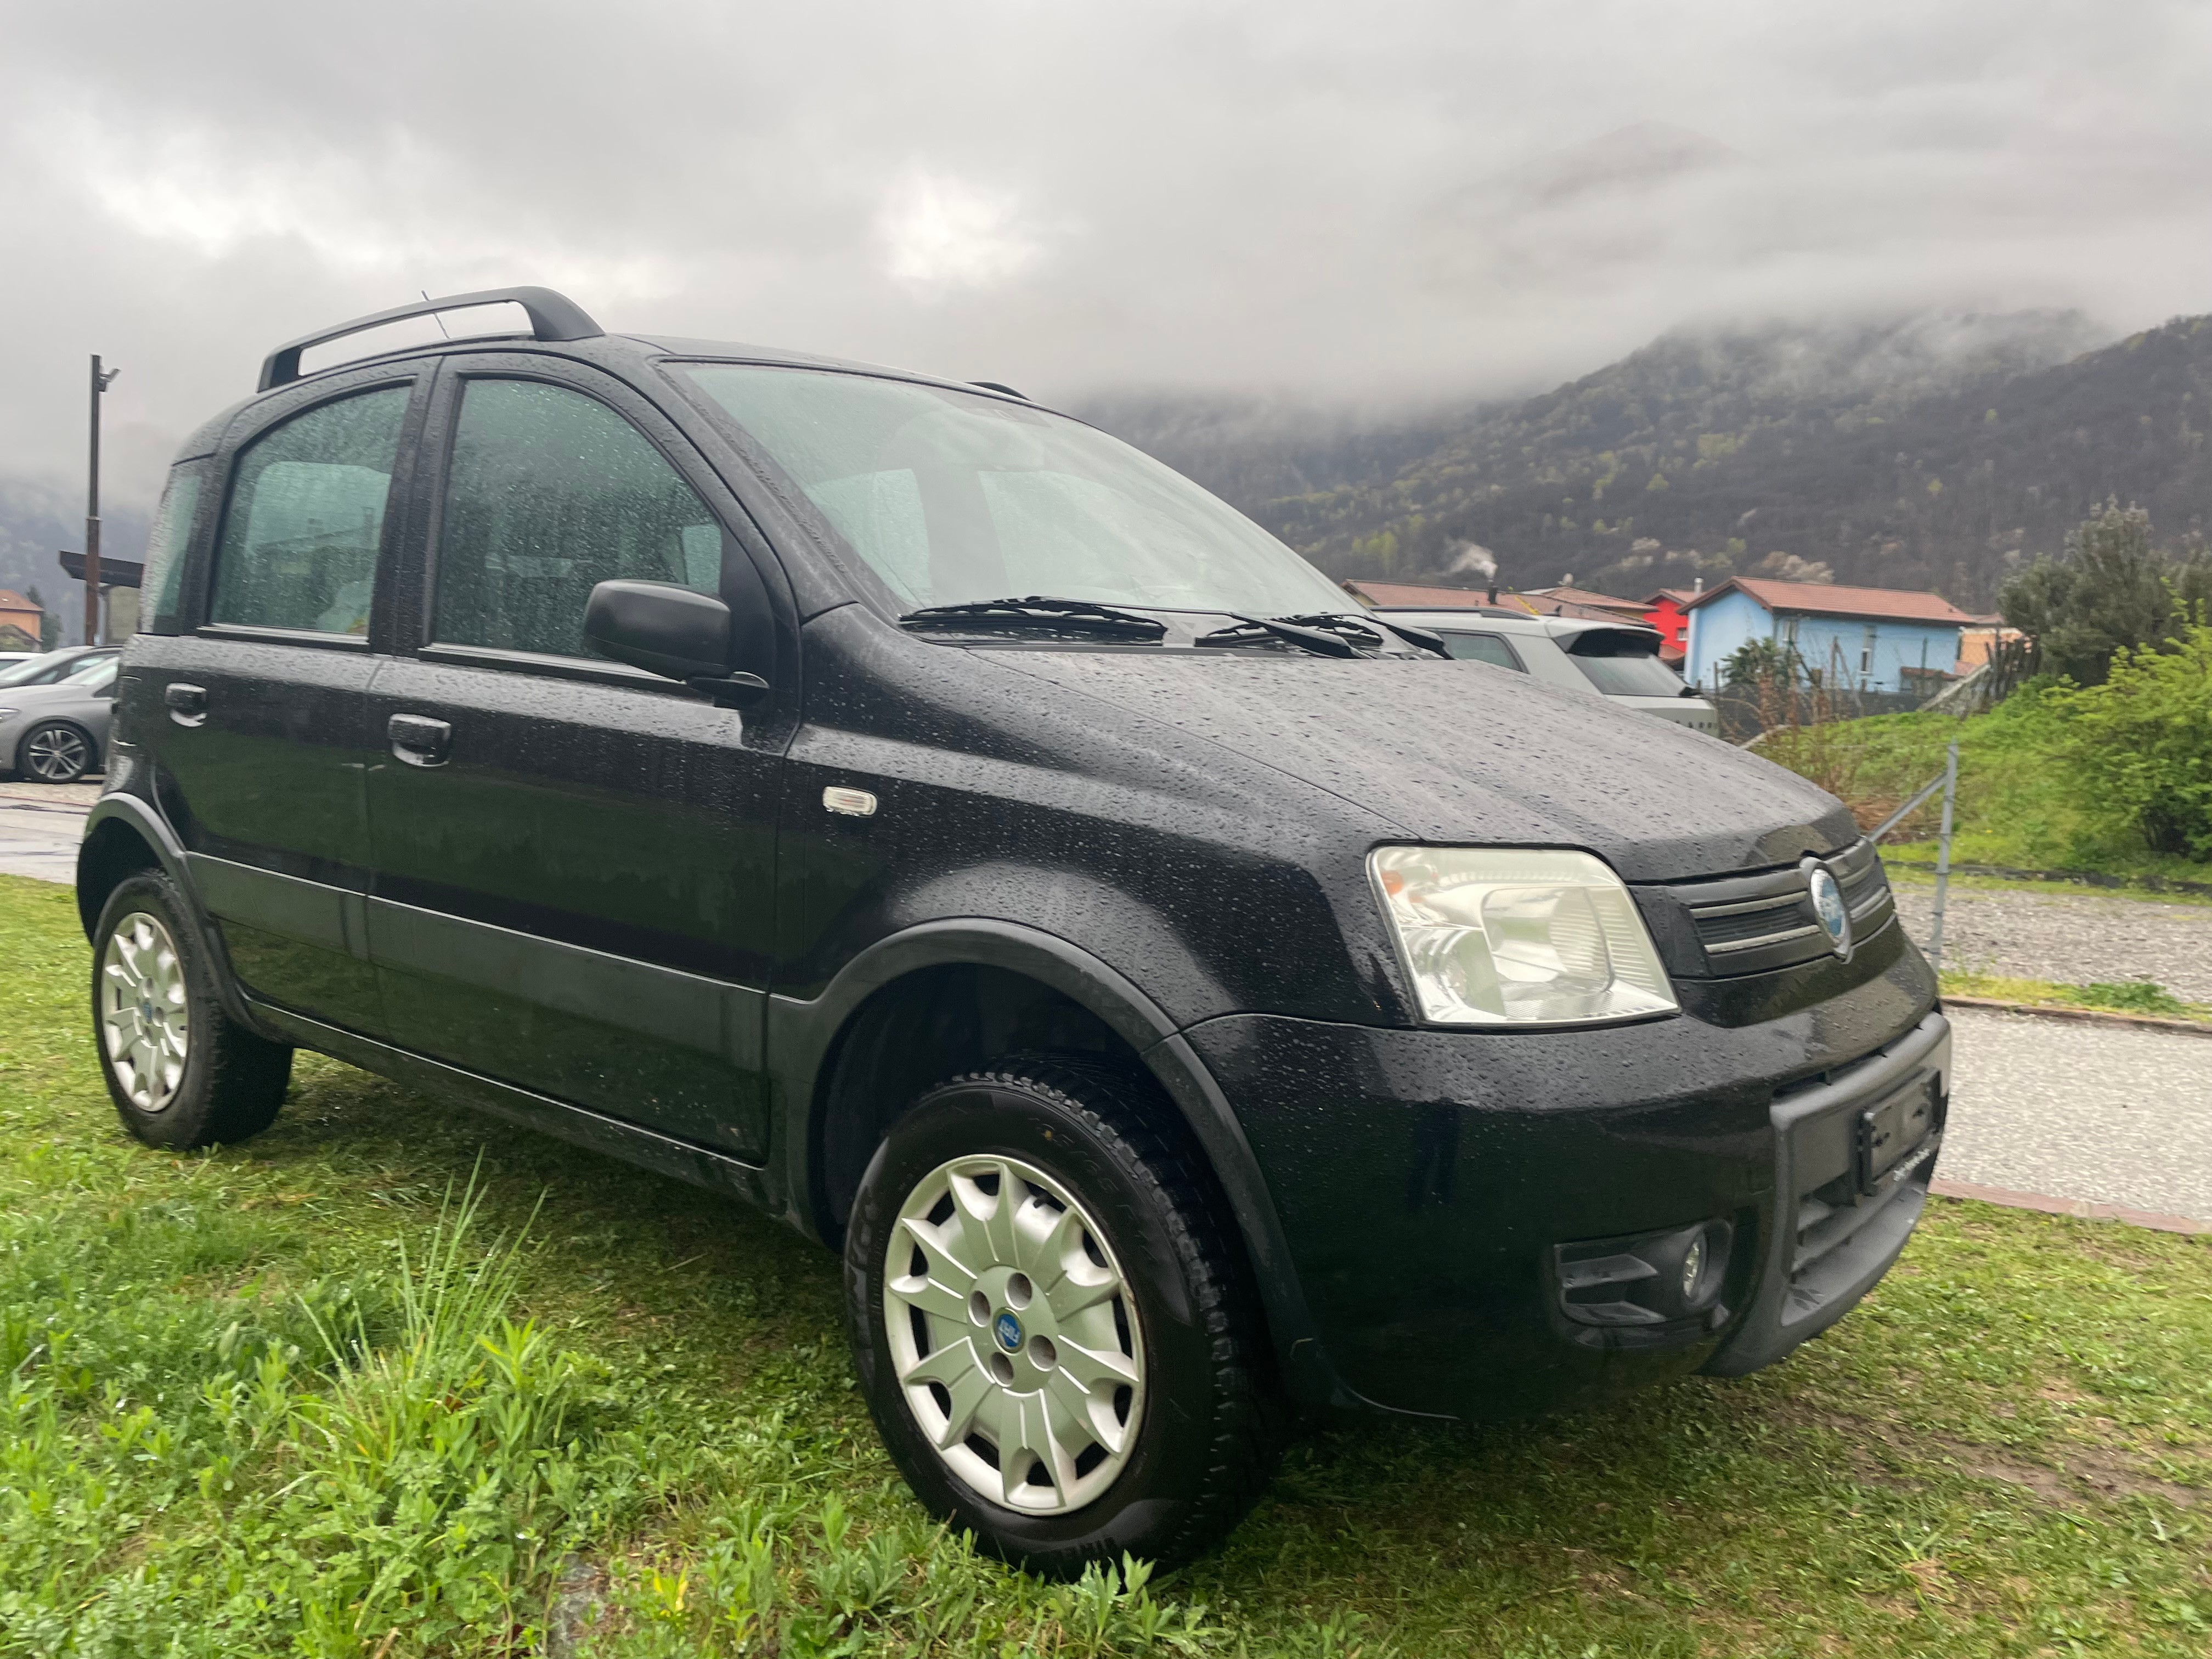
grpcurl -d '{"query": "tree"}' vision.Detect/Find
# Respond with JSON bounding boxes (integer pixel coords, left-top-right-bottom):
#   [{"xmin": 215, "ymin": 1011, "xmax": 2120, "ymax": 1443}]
[
  {"xmin": 1998, "ymin": 500, "xmax": 2212, "ymax": 684},
  {"xmin": 1720, "ymin": 636, "xmax": 1800, "ymax": 688},
  {"xmin": 24, "ymin": 585, "xmax": 61, "ymax": 651}
]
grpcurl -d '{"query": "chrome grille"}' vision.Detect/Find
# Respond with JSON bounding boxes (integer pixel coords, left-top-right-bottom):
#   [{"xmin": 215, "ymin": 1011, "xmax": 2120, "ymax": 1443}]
[{"xmin": 1654, "ymin": 840, "xmax": 1895, "ymax": 978}]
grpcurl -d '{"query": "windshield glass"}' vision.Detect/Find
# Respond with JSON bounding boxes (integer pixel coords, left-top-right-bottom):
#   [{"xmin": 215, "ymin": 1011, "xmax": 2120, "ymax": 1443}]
[
  {"xmin": 1563, "ymin": 633, "xmax": 1688, "ymax": 697},
  {"xmin": 0, "ymin": 652, "xmax": 105, "ymax": 689},
  {"xmin": 681, "ymin": 365, "xmax": 1351, "ymax": 618}
]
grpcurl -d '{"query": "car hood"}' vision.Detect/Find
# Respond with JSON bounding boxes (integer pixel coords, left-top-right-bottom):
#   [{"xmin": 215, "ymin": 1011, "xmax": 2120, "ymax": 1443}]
[{"xmin": 989, "ymin": 651, "xmax": 1856, "ymax": 883}]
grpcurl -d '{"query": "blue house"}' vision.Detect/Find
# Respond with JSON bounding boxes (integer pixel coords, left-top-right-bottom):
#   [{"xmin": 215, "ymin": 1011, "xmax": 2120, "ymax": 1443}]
[{"xmin": 1681, "ymin": 578, "xmax": 1982, "ymax": 694}]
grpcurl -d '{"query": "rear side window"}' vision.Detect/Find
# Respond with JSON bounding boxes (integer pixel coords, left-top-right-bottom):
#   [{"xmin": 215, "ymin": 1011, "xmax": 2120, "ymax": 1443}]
[
  {"xmin": 1440, "ymin": 631, "xmax": 1525, "ymax": 672},
  {"xmin": 211, "ymin": 388, "xmax": 408, "ymax": 635},
  {"xmin": 139, "ymin": 458, "xmax": 208, "ymax": 634},
  {"xmin": 432, "ymin": 380, "xmax": 721, "ymax": 659}
]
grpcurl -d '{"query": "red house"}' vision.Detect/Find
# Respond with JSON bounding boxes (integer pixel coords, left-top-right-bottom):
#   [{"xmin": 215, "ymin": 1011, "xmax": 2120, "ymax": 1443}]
[{"xmin": 1642, "ymin": 589, "xmax": 1696, "ymax": 665}]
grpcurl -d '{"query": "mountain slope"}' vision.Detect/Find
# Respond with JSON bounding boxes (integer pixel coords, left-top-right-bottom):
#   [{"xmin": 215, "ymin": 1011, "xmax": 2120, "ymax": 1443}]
[{"xmin": 1091, "ymin": 309, "xmax": 2204, "ymax": 610}]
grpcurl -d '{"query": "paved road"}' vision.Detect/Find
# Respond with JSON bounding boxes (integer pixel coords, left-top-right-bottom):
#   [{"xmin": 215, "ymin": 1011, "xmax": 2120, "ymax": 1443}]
[
  {"xmin": 0, "ymin": 793, "xmax": 88, "ymax": 884},
  {"xmin": 1939, "ymin": 1006, "xmax": 2212, "ymax": 1224},
  {"xmin": 1891, "ymin": 880, "xmax": 2212, "ymax": 1003}
]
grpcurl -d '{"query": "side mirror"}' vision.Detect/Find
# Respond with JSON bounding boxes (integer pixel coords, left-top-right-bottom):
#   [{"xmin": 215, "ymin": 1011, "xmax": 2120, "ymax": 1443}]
[{"xmin": 584, "ymin": 580, "xmax": 769, "ymax": 707}]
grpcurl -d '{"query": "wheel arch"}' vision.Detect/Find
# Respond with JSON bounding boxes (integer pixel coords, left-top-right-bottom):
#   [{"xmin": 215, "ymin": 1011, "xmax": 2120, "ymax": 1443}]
[
  {"xmin": 769, "ymin": 919, "xmax": 1344, "ymax": 1406},
  {"xmin": 75, "ymin": 797, "xmax": 273, "ymax": 1039}
]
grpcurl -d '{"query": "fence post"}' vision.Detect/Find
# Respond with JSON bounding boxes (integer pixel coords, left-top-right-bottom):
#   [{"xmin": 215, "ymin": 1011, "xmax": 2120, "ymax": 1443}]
[{"xmin": 1926, "ymin": 738, "xmax": 1959, "ymax": 972}]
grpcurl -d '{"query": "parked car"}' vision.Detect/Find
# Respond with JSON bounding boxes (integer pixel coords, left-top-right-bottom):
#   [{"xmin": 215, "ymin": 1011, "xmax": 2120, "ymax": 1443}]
[
  {"xmin": 0, "ymin": 644, "xmax": 120, "ymax": 690},
  {"xmin": 0, "ymin": 651, "xmax": 37, "ymax": 670},
  {"xmin": 1374, "ymin": 606, "xmax": 1719, "ymax": 733},
  {"xmin": 2, "ymin": 653, "xmax": 118, "ymax": 781},
  {"xmin": 80, "ymin": 286, "xmax": 1946, "ymax": 1576}
]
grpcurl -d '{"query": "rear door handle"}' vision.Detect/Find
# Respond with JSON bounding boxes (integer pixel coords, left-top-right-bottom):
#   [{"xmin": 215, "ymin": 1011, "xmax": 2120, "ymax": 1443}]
[
  {"xmin": 387, "ymin": 713, "xmax": 453, "ymax": 767},
  {"xmin": 164, "ymin": 682, "xmax": 207, "ymax": 727}
]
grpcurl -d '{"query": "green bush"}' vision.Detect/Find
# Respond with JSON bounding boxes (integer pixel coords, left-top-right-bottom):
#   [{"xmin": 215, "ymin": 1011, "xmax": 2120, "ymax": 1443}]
[{"xmin": 2042, "ymin": 623, "xmax": 2212, "ymax": 859}]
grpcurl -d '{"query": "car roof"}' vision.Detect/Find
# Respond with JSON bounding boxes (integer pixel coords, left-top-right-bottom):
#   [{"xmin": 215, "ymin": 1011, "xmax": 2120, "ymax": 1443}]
[
  {"xmin": 200, "ymin": 287, "xmax": 1074, "ymax": 466},
  {"xmin": 1372, "ymin": 608, "xmax": 1662, "ymax": 642}
]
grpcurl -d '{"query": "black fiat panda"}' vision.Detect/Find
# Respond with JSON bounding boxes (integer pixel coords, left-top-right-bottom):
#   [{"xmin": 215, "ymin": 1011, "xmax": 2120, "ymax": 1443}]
[{"xmin": 80, "ymin": 286, "xmax": 1948, "ymax": 1576}]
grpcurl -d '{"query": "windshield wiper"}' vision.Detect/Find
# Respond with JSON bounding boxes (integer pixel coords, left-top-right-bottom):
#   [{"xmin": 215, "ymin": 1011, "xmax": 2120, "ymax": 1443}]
[
  {"xmin": 1316, "ymin": 612, "xmax": 1449, "ymax": 657},
  {"xmin": 1196, "ymin": 614, "xmax": 1363, "ymax": 658},
  {"xmin": 900, "ymin": 596, "xmax": 1167, "ymax": 642}
]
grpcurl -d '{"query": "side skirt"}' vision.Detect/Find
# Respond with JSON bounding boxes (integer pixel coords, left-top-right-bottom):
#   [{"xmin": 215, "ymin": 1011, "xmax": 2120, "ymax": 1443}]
[{"xmin": 250, "ymin": 1000, "xmax": 777, "ymax": 1212}]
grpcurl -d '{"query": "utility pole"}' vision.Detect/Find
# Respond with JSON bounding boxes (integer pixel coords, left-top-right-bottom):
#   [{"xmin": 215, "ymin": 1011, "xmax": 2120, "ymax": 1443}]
[{"xmin": 85, "ymin": 354, "xmax": 120, "ymax": 645}]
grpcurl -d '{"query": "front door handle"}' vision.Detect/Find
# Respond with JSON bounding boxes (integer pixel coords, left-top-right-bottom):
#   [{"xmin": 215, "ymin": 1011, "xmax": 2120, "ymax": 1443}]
[
  {"xmin": 387, "ymin": 713, "xmax": 453, "ymax": 767},
  {"xmin": 164, "ymin": 682, "xmax": 207, "ymax": 727}
]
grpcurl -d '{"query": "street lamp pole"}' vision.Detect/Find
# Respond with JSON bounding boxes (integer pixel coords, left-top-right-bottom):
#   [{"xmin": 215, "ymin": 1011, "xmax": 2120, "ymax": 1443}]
[{"xmin": 85, "ymin": 354, "xmax": 120, "ymax": 645}]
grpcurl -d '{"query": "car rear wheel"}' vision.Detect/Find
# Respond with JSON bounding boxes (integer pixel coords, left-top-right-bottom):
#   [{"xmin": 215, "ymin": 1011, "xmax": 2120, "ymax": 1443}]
[
  {"xmin": 20, "ymin": 721, "xmax": 93, "ymax": 782},
  {"xmin": 92, "ymin": 871, "xmax": 292, "ymax": 1149},
  {"xmin": 844, "ymin": 1053, "xmax": 1277, "ymax": 1577}
]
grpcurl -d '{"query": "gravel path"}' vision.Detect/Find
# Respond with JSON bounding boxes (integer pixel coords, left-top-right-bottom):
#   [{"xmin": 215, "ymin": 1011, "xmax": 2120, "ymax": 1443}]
[
  {"xmin": 1940, "ymin": 1006, "xmax": 2212, "ymax": 1223},
  {"xmin": 1890, "ymin": 880, "xmax": 2212, "ymax": 1003}
]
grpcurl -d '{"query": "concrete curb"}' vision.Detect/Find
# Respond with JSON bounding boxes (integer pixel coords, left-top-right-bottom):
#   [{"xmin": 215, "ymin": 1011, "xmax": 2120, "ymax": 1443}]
[
  {"xmin": 1940, "ymin": 994, "xmax": 2212, "ymax": 1039},
  {"xmin": 1931, "ymin": 1178, "xmax": 2211, "ymax": 1237}
]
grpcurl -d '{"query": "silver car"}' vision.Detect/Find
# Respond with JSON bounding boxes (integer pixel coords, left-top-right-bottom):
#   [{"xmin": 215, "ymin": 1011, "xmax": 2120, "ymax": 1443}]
[
  {"xmin": 0, "ymin": 653, "xmax": 119, "ymax": 782},
  {"xmin": 1375, "ymin": 607, "xmax": 1719, "ymax": 734}
]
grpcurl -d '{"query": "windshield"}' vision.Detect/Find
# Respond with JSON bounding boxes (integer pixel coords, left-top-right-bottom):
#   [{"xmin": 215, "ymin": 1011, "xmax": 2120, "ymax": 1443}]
[
  {"xmin": 681, "ymin": 365, "xmax": 1351, "ymax": 619},
  {"xmin": 0, "ymin": 652, "xmax": 109, "ymax": 689},
  {"xmin": 1562, "ymin": 632, "xmax": 1688, "ymax": 697}
]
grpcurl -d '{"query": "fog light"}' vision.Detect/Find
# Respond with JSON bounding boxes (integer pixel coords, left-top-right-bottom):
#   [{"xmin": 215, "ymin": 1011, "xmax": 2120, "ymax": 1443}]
[
  {"xmin": 1680, "ymin": 1234, "xmax": 1706, "ymax": 1302},
  {"xmin": 1553, "ymin": 1219, "xmax": 1734, "ymax": 1346}
]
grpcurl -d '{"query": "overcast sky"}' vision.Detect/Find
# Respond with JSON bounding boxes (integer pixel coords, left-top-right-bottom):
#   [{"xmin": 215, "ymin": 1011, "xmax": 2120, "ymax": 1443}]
[{"xmin": 7, "ymin": 0, "xmax": 2212, "ymax": 506}]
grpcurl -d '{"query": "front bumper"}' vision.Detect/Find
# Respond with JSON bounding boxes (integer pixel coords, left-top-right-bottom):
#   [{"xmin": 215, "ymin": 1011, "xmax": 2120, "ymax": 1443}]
[{"xmin": 1185, "ymin": 943, "xmax": 1948, "ymax": 1419}]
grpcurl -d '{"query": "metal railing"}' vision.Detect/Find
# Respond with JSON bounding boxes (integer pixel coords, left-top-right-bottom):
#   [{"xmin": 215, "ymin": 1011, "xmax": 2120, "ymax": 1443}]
[{"xmin": 1866, "ymin": 738, "xmax": 1960, "ymax": 972}]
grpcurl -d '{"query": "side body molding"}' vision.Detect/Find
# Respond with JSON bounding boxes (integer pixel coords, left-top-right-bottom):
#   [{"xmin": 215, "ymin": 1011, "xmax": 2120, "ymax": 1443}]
[{"xmin": 765, "ymin": 917, "xmax": 1352, "ymax": 1408}]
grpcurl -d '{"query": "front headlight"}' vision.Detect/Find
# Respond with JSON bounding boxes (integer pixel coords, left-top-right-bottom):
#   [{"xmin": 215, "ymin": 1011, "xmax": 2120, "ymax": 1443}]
[{"xmin": 1370, "ymin": 846, "xmax": 1679, "ymax": 1027}]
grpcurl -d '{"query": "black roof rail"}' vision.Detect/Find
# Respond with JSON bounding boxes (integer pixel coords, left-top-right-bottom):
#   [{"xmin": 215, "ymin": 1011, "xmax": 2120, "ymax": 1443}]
[{"xmin": 257, "ymin": 286, "xmax": 603, "ymax": 392}]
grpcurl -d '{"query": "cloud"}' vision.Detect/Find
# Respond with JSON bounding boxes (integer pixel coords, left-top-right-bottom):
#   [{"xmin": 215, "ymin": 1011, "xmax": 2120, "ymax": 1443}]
[
  {"xmin": 879, "ymin": 170, "xmax": 1051, "ymax": 294},
  {"xmin": 3, "ymin": 0, "xmax": 2211, "ymax": 506}
]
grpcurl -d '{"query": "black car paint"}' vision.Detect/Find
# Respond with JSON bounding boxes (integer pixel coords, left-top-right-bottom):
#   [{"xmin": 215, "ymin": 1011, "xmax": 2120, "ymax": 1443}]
[{"xmin": 84, "ymin": 325, "xmax": 1944, "ymax": 1423}]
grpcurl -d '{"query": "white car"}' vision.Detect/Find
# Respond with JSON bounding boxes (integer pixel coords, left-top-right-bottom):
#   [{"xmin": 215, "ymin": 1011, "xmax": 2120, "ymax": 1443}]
[{"xmin": 1374, "ymin": 606, "xmax": 1719, "ymax": 734}]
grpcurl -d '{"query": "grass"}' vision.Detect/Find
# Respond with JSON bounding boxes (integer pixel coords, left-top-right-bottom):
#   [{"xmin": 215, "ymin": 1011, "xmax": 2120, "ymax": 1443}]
[
  {"xmin": 3, "ymin": 871, "xmax": 2209, "ymax": 1657},
  {"xmin": 1937, "ymin": 970, "xmax": 2212, "ymax": 1024},
  {"xmin": 1759, "ymin": 704, "xmax": 2212, "ymax": 893}
]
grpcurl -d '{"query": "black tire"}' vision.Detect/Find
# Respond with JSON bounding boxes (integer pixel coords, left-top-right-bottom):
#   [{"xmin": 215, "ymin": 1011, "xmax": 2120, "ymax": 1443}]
[
  {"xmin": 844, "ymin": 1053, "xmax": 1278, "ymax": 1578},
  {"xmin": 91, "ymin": 871, "xmax": 292, "ymax": 1149},
  {"xmin": 19, "ymin": 721, "xmax": 94, "ymax": 783}
]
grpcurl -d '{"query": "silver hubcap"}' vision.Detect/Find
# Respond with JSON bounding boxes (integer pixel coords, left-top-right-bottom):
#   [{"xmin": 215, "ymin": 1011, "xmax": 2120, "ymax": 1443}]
[
  {"xmin": 26, "ymin": 726, "xmax": 88, "ymax": 781},
  {"xmin": 884, "ymin": 1153, "xmax": 1145, "ymax": 1514},
  {"xmin": 100, "ymin": 911, "xmax": 189, "ymax": 1113}
]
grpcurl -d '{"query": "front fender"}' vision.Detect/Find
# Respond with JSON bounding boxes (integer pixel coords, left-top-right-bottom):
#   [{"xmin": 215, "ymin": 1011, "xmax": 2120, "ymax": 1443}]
[{"xmin": 765, "ymin": 916, "xmax": 1356, "ymax": 1409}]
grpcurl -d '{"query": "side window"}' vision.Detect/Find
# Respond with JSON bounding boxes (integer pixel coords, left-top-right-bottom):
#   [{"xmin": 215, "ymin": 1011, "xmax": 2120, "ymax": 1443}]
[
  {"xmin": 432, "ymin": 380, "xmax": 722, "ymax": 659},
  {"xmin": 139, "ymin": 458, "xmax": 208, "ymax": 634},
  {"xmin": 211, "ymin": 387, "xmax": 408, "ymax": 635},
  {"xmin": 1442, "ymin": 631, "xmax": 1526, "ymax": 672}
]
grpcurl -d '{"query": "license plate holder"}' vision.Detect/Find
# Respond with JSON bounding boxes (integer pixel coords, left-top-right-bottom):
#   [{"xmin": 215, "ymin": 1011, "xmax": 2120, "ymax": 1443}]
[{"xmin": 1857, "ymin": 1075, "xmax": 1936, "ymax": 1194}]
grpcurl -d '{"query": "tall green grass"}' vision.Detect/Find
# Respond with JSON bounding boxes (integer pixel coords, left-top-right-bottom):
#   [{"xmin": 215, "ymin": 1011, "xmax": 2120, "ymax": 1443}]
[{"xmin": 1759, "ymin": 692, "xmax": 2212, "ymax": 887}]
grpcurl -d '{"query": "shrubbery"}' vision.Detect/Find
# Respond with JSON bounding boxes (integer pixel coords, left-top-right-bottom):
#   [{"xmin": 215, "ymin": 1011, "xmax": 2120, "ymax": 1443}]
[
  {"xmin": 2040, "ymin": 623, "xmax": 2212, "ymax": 859},
  {"xmin": 1758, "ymin": 628, "xmax": 2212, "ymax": 879}
]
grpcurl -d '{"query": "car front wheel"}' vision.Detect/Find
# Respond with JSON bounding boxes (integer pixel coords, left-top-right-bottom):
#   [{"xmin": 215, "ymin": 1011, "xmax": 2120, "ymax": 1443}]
[
  {"xmin": 20, "ymin": 721, "xmax": 93, "ymax": 782},
  {"xmin": 844, "ymin": 1054, "xmax": 1278, "ymax": 1578}
]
